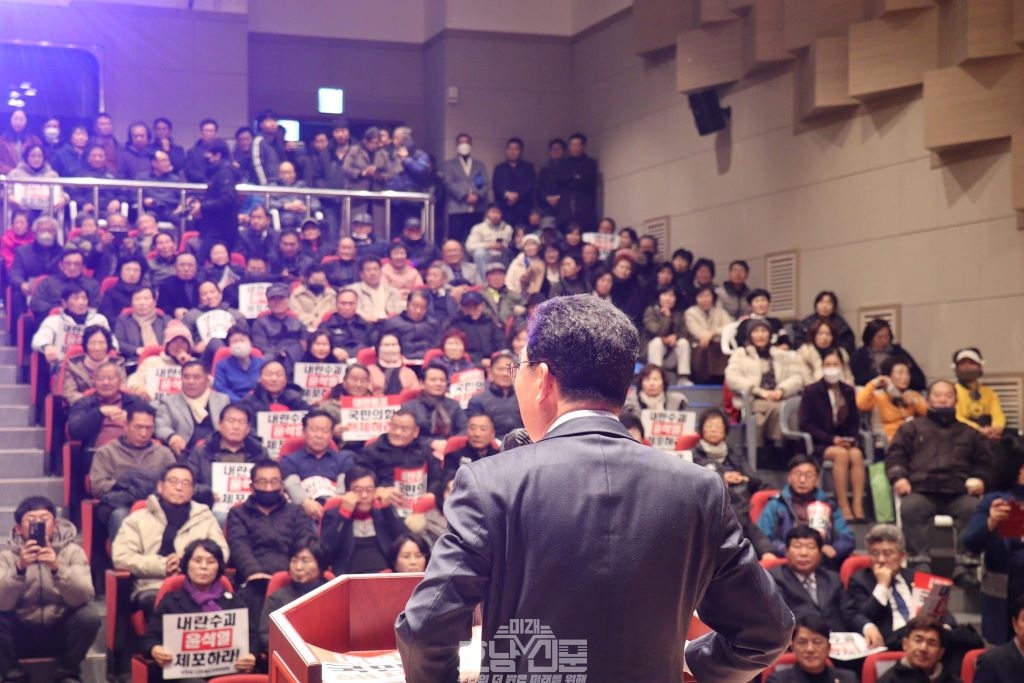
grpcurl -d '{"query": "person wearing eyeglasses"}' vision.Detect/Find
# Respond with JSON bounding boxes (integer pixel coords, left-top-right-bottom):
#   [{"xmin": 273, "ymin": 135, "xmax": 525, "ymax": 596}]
[
  {"xmin": 112, "ymin": 463, "xmax": 228, "ymax": 621},
  {"xmin": 878, "ymin": 615, "xmax": 958, "ymax": 683},
  {"xmin": 397, "ymin": 295, "xmax": 793, "ymax": 683},
  {"xmin": 319, "ymin": 466, "xmax": 407, "ymax": 575},
  {"xmin": 767, "ymin": 614, "xmax": 857, "ymax": 683}
]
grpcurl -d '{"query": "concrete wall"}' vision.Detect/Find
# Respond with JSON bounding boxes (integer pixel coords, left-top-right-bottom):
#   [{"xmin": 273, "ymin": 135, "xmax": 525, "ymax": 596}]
[{"xmin": 570, "ymin": 9, "xmax": 1024, "ymax": 378}]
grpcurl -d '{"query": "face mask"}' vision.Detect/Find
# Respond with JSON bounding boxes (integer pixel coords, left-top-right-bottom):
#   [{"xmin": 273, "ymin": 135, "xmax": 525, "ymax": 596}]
[
  {"xmin": 822, "ymin": 367, "xmax": 843, "ymax": 384},
  {"xmin": 43, "ymin": 127, "xmax": 60, "ymax": 143},
  {"xmin": 927, "ymin": 407, "xmax": 957, "ymax": 428},
  {"xmin": 457, "ymin": 143, "xmax": 472, "ymax": 157},
  {"xmin": 36, "ymin": 232, "xmax": 56, "ymax": 247},
  {"xmin": 956, "ymin": 369, "xmax": 982, "ymax": 384},
  {"xmin": 230, "ymin": 341, "xmax": 252, "ymax": 358},
  {"xmin": 251, "ymin": 489, "xmax": 283, "ymax": 507},
  {"xmin": 308, "ymin": 283, "xmax": 325, "ymax": 295}
]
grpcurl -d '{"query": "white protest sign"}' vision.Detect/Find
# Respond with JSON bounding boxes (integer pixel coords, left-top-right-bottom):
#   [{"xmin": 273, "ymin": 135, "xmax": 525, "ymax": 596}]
[
  {"xmin": 640, "ymin": 409, "xmax": 698, "ymax": 451},
  {"xmin": 210, "ymin": 461, "xmax": 254, "ymax": 514},
  {"xmin": 255, "ymin": 410, "xmax": 308, "ymax": 460},
  {"xmin": 447, "ymin": 368, "xmax": 486, "ymax": 409},
  {"xmin": 162, "ymin": 608, "xmax": 249, "ymax": 680},
  {"xmin": 338, "ymin": 395, "xmax": 404, "ymax": 442},
  {"xmin": 582, "ymin": 231, "xmax": 620, "ymax": 256},
  {"xmin": 237, "ymin": 283, "xmax": 271, "ymax": 319},
  {"xmin": 394, "ymin": 464, "xmax": 428, "ymax": 518},
  {"xmin": 194, "ymin": 309, "xmax": 236, "ymax": 342},
  {"xmin": 54, "ymin": 320, "xmax": 85, "ymax": 359},
  {"xmin": 145, "ymin": 365, "xmax": 182, "ymax": 402},
  {"xmin": 293, "ymin": 362, "xmax": 347, "ymax": 403}
]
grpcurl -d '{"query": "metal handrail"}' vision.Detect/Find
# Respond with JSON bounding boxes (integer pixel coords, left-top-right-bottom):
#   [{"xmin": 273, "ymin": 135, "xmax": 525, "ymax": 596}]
[{"xmin": 0, "ymin": 174, "xmax": 435, "ymax": 242}]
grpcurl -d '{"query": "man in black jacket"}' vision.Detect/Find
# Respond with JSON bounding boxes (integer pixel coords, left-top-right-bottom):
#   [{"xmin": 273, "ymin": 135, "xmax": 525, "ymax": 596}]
[
  {"xmin": 322, "ymin": 288, "xmax": 375, "ymax": 362},
  {"xmin": 189, "ymin": 138, "xmax": 241, "ymax": 263},
  {"xmin": 29, "ymin": 247, "xmax": 101, "ymax": 318},
  {"xmin": 492, "ymin": 137, "xmax": 536, "ymax": 228},
  {"xmin": 357, "ymin": 410, "xmax": 439, "ymax": 489},
  {"xmin": 465, "ymin": 351, "xmax": 523, "ymax": 440},
  {"xmin": 447, "ymin": 290, "xmax": 504, "ymax": 365},
  {"xmin": 974, "ymin": 595, "xmax": 1024, "ymax": 682},
  {"xmin": 156, "ymin": 252, "xmax": 200, "ymax": 320},
  {"xmin": 767, "ymin": 615, "xmax": 857, "ymax": 683},
  {"xmin": 251, "ymin": 282, "xmax": 305, "ymax": 365},
  {"xmin": 555, "ymin": 133, "xmax": 598, "ymax": 231},
  {"xmin": 878, "ymin": 616, "xmax": 958, "ymax": 683},
  {"xmin": 319, "ymin": 466, "xmax": 407, "ymax": 575}
]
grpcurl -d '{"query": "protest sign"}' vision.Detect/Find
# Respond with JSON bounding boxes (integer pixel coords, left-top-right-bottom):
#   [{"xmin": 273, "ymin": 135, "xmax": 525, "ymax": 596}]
[
  {"xmin": 338, "ymin": 395, "xmax": 404, "ymax": 442},
  {"xmin": 828, "ymin": 632, "xmax": 888, "ymax": 661},
  {"xmin": 145, "ymin": 365, "xmax": 182, "ymax": 402},
  {"xmin": 194, "ymin": 309, "xmax": 236, "ymax": 342},
  {"xmin": 447, "ymin": 368, "xmax": 486, "ymax": 409},
  {"xmin": 237, "ymin": 283, "xmax": 271, "ymax": 319},
  {"xmin": 210, "ymin": 462, "xmax": 253, "ymax": 514},
  {"xmin": 293, "ymin": 362, "xmax": 347, "ymax": 403},
  {"xmin": 911, "ymin": 572, "xmax": 953, "ymax": 621},
  {"xmin": 640, "ymin": 409, "xmax": 697, "ymax": 451},
  {"xmin": 256, "ymin": 410, "xmax": 308, "ymax": 460},
  {"xmin": 582, "ymin": 232, "xmax": 619, "ymax": 256},
  {"xmin": 394, "ymin": 464, "xmax": 428, "ymax": 518},
  {"xmin": 54, "ymin": 320, "xmax": 85, "ymax": 359},
  {"xmin": 162, "ymin": 608, "xmax": 248, "ymax": 680}
]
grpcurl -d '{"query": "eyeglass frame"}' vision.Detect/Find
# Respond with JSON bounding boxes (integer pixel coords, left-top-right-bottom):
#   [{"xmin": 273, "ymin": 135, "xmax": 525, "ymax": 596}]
[{"xmin": 507, "ymin": 359, "xmax": 543, "ymax": 380}]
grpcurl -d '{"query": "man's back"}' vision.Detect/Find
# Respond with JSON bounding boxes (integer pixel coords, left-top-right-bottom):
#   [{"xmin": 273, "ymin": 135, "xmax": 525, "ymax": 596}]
[{"xmin": 397, "ymin": 415, "xmax": 792, "ymax": 683}]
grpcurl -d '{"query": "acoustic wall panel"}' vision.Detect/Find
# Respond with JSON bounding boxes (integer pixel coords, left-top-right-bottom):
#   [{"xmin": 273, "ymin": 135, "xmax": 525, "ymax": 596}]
[
  {"xmin": 922, "ymin": 55, "xmax": 1024, "ymax": 151},
  {"xmin": 697, "ymin": 0, "xmax": 738, "ymax": 24},
  {"xmin": 794, "ymin": 35, "xmax": 859, "ymax": 119},
  {"xmin": 676, "ymin": 19, "xmax": 744, "ymax": 93},
  {"xmin": 867, "ymin": 0, "xmax": 935, "ymax": 17},
  {"xmin": 782, "ymin": 0, "xmax": 867, "ymax": 51},
  {"xmin": 1013, "ymin": 126, "xmax": 1024, "ymax": 213},
  {"xmin": 743, "ymin": 0, "xmax": 795, "ymax": 74},
  {"xmin": 848, "ymin": 7, "xmax": 939, "ymax": 97},
  {"xmin": 633, "ymin": 0, "xmax": 696, "ymax": 56},
  {"xmin": 938, "ymin": 0, "xmax": 1020, "ymax": 66}
]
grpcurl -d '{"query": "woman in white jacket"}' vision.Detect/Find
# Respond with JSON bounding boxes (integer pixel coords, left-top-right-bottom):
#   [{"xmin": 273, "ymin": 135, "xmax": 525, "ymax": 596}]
[{"xmin": 725, "ymin": 319, "xmax": 804, "ymax": 447}]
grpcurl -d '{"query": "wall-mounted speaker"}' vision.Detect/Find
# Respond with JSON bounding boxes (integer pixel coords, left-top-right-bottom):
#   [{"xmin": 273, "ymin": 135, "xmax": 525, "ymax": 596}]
[{"xmin": 687, "ymin": 89, "xmax": 730, "ymax": 136}]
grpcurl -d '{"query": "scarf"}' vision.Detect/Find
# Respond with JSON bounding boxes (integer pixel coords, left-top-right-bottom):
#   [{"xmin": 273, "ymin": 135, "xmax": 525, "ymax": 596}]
[
  {"xmin": 67, "ymin": 310, "xmax": 88, "ymax": 325},
  {"xmin": 699, "ymin": 439, "xmax": 729, "ymax": 464},
  {"xmin": 828, "ymin": 384, "xmax": 849, "ymax": 425},
  {"xmin": 82, "ymin": 354, "xmax": 106, "ymax": 376},
  {"xmin": 183, "ymin": 387, "xmax": 212, "ymax": 423},
  {"xmin": 419, "ymin": 393, "xmax": 453, "ymax": 438},
  {"xmin": 132, "ymin": 309, "xmax": 159, "ymax": 348},
  {"xmin": 640, "ymin": 392, "xmax": 666, "ymax": 411},
  {"xmin": 158, "ymin": 498, "xmax": 191, "ymax": 555},
  {"xmin": 757, "ymin": 350, "xmax": 777, "ymax": 391},
  {"xmin": 183, "ymin": 577, "xmax": 225, "ymax": 612}
]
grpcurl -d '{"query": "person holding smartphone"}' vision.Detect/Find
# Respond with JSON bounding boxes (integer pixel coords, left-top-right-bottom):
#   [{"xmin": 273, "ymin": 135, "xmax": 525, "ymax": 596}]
[{"xmin": 0, "ymin": 496, "xmax": 99, "ymax": 683}]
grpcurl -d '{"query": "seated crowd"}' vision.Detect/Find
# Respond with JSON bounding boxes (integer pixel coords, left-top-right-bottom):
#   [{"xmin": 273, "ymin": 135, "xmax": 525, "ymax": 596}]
[{"xmin": 2, "ymin": 109, "xmax": 1022, "ymax": 683}]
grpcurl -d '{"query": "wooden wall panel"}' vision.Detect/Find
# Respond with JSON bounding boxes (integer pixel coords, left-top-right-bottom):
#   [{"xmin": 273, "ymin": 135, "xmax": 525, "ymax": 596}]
[
  {"xmin": 676, "ymin": 20, "xmax": 744, "ymax": 92},
  {"xmin": 1016, "ymin": 0, "xmax": 1024, "ymax": 44},
  {"xmin": 633, "ymin": 0, "xmax": 696, "ymax": 56},
  {"xmin": 697, "ymin": 0, "xmax": 738, "ymax": 24},
  {"xmin": 794, "ymin": 35, "xmax": 859, "ymax": 119},
  {"xmin": 938, "ymin": 0, "xmax": 1021, "ymax": 66},
  {"xmin": 743, "ymin": 0, "xmax": 794, "ymax": 73},
  {"xmin": 848, "ymin": 7, "xmax": 939, "ymax": 97},
  {"xmin": 922, "ymin": 55, "xmax": 1024, "ymax": 151},
  {"xmin": 1013, "ymin": 126, "xmax": 1024, "ymax": 214},
  {"xmin": 867, "ymin": 0, "xmax": 935, "ymax": 17},
  {"xmin": 782, "ymin": 0, "xmax": 867, "ymax": 51}
]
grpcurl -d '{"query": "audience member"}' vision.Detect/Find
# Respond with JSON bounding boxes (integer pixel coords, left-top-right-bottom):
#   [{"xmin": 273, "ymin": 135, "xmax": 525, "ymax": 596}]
[
  {"xmin": 0, "ymin": 495, "xmax": 99, "ymax": 683},
  {"xmin": 973, "ymin": 595, "xmax": 1024, "ymax": 682},
  {"xmin": 735, "ymin": 288, "xmax": 789, "ymax": 349},
  {"xmin": 505, "ymin": 233, "xmax": 545, "ymax": 295},
  {"xmin": 29, "ymin": 247, "xmax": 101, "ymax": 318},
  {"xmin": 466, "ymin": 204, "xmax": 513, "ymax": 277},
  {"xmin": 320, "ymin": 466, "xmax": 408, "ymax": 574},
  {"xmin": 342, "ymin": 128, "xmax": 385, "ymax": 217},
  {"xmin": 877, "ymin": 616, "xmax": 957, "ymax": 683},
  {"xmin": 851, "ymin": 319, "xmax": 927, "ymax": 391},
  {"xmin": 183, "ymin": 403, "xmax": 268, "ymax": 511},
  {"xmin": 111, "ymin": 463, "xmax": 228, "ymax": 616},
  {"xmin": 9, "ymin": 216, "xmax": 62, "ymax": 304},
  {"xmin": 62, "ymin": 325, "xmax": 124, "ymax": 405},
  {"xmin": 799, "ymin": 348, "xmax": 865, "ymax": 522},
  {"xmin": 643, "ymin": 286, "xmax": 689, "ymax": 381},
  {"xmin": 200, "ymin": 242, "xmax": 244, "ymax": 291},
  {"xmin": 716, "ymin": 260, "xmax": 751, "ymax": 320},
  {"xmin": 439, "ymin": 239, "xmax": 482, "ymax": 287},
  {"xmin": 952, "ymin": 347, "xmax": 1005, "ymax": 441},
  {"xmin": 146, "ymin": 233, "xmax": 179, "ymax": 288},
  {"xmin": 367, "ymin": 333, "xmax": 419, "ymax": 395},
  {"xmin": 68, "ymin": 360, "xmax": 145, "ymax": 451},
  {"xmin": 212, "ymin": 327, "xmax": 265, "ymax": 401},
  {"xmin": 796, "ymin": 318, "xmax": 853, "ymax": 385},
  {"xmin": 0, "ymin": 211, "xmax": 34, "ymax": 272},
  {"xmin": 90, "ymin": 404, "xmax": 176, "ymax": 541},
  {"xmin": 448, "ymin": 290, "xmax": 505, "ymax": 364},
  {"xmin": 239, "ymin": 359, "xmax": 309, "ymax": 413},
  {"xmin": 886, "ymin": 380, "xmax": 992, "ymax": 585},
  {"xmin": 236, "ymin": 205, "xmax": 276, "ymax": 261},
  {"xmin": 492, "ymin": 137, "xmax": 535, "ymax": 227},
  {"xmin": 766, "ymin": 615, "xmax": 858, "ymax": 683},
  {"xmin": 257, "ymin": 538, "xmax": 329, "ymax": 653},
  {"xmin": 112, "ymin": 285, "xmax": 169, "ymax": 364},
  {"xmin": 181, "ymin": 118, "xmax": 219, "ymax": 182},
  {"xmin": 281, "ymin": 410, "xmax": 356, "ymax": 522},
  {"xmin": 270, "ymin": 160, "xmax": 320, "ymax": 231},
  {"xmin": 857, "ymin": 357, "xmax": 928, "ymax": 446},
  {"xmin": 190, "ymin": 138, "xmax": 242, "ymax": 260},
  {"xmin": 405, "ymin": 362, "xmax": 468, "ymax": 446},
  {"xmin": 381, "ymin": 242, "xmax": 424, "ymax": 297},
  {"xmin": 794, "ymin": 291, "xmax": 856, "ymax": 357},
  {"xmin": 443, "ymin": 133, "xmax": 489, "ymax": 242},
  {"xmin": 125, "ymin": 319, "xmax": 194, "ymax": 399},
  {"xmin": 99, "ymin": 257, "xmax": 146, "ymax": 324},
  {"xmin": 758, "ymin": 455, "xmax": 856, "ymax": 568},
  {"xmin": 151, "ymin": 117, "xmax": 186, "ymax": 172},
  {"xmin": 155, "ymin": 360, "xmax": 229, "ymax": 456},
  {"xmin": 70, "ymin": 145, "xmax": 123, "ymax": 214},
  {"xmin": 50, "ymin": 124, "xmax": 89, "ymax": 177},
  {"xmin": 399, "ymin": 217, "xmax": 440, "ymax": 267},
  {"xmin": 270, "ymin": 229, "xmax": 313, "ymax": 281},
  {"xmin": 156, "ymin": 252, "xmax": 200, "ymax": 319},
  {"xmin": 322, "ymin": 236, "xmax": 359, "ymax": 289},
  {"xmin": 346, "ymin": 256, "xmax": 405, "ymax": 324},
  {"xmin": 623, "ymin": 364, "xmax": 688, "ymax": 416},
  {"xmin": 465, "ymin": 352, "xmax": 522, "ymax": 440},
  {"xmin": 321, "ymin": 288, "xmax": 374, "ymax": 362},
  {"xmin": 555, "ymin": 133, "xmax": 597, "ymax": 230},
  {"xmin": 32, "ymin": 283, "xmax": 111, "ymax": 364},
  {"xmin": 441, "ymin": 413, "xmax": 499, "ymax": 483},
  {"xmin": 254, "ymin": 282, "xmax": 306, "ymax": 364},
  {"xmin": 182, "ymin": 280, "xmax": 248, "ymax": 361},
  {"xmin": 687, "ymin": 284, "xmax": 734, "ymax": 384},
  {"xmin": 387, "ymin": 534, "xmax": 430, "ymax": 573},
  {"xmin": 536, "ymin": 138, "xmax": 566, "ymax": 216},
  {"xmin": 357, "ymin": 410, "xmax": 438, "ymax": 488}
]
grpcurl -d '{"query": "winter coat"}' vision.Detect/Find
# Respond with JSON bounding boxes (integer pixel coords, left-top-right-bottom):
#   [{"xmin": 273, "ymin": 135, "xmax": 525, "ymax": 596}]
[
  {"xmin": 113, "ymin": 312, "xmax": 171, "ymax": 362},
  {"xmin": 885, "ymin": 415, "xmax": 993, "ymax": 494},
  {"xmin": 0, "ymin": 519, "xmax": 94, "ymax": 625},
  {"xmin": 226, "ymin": 496, "xmax": 317, "ymax": 580},
  {"xmin": 89, "ymin": 436, "xmax": 176, "ymax": 498},
  {"xmin": 466, "ymin": 383, "xmax": 523, "ymax": 439},
  {"xmin": 61, "ymin": 354, "xmax": 126, "ymax": 405},
  {"xmin": 855, "ymin": 380, "xmax": 927, "ymax": 443},
  {"xmin": 378, "ymin": 313, "xmax": 442, "ymax": 361},
  {"xmin": 289, "ymin": 285, "xmax": 337, "ymax": 332},
  {"xmin": 155, "ymin": 390, "xmax": 230, "ymax": 446},
  {"xmin": 757, "ymin": 485, "xmax": 856, "ymax": 560},
  {"xmin": 725, "ymin": 346, "xmax": 805, "ymax": 402}
]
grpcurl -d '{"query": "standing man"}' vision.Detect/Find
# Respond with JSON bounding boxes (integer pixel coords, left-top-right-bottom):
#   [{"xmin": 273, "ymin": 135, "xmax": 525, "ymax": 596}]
[
  {"xmin": 442, "ymin": 133, "xmax": 489, "ymax": 243},
  {"xmin": 396, "ymin": 295, "xmax": 793, "ymax": 682},
  {"xmin": 555, "ymin": 133, "xmax": 598, "ymax": 231},
  {"xmin": 492, "ymin": 137, "xmax": 535, "ymax": 229},
  {"xmin": 189, "ymin": 139, "xmax": 242, "ymax": 263}
]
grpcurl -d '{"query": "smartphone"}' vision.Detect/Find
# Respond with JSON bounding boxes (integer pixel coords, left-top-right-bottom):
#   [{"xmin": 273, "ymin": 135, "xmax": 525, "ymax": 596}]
[{"xmin": 28, "ymin": 521, "xmax": 46, "ymax": 546}]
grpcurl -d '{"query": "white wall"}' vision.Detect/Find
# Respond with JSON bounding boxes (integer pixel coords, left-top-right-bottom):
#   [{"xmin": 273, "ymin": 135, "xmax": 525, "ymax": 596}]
[
  {"xmin": 571, "ymin": 10, "xmax": 1024, "ymax": 378},
  {"xmin": 248, "ymin": 0, "xmax": 427, "ymax": 43}
]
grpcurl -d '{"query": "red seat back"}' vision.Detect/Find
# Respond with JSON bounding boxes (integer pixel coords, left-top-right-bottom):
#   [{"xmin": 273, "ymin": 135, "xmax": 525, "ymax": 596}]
[
  {"xmin": 862, "ymin": 651, "xmax": 905, "ymax": 683},
  {"xmin": 759, "ymin": 556, "xmax": 788, "ymax": 571},
  {"xmin": 356, "ymin": 347, "xmax": 377, "ymax": 366},
  {"xmin": 840, "ymin": 554, "xmax": 872, "ymax": 588},
  {"xmin": 749, "ymin": 488, "xmax": 779, "ymax": 524},
  {"xmin": 961, "ymin": 647, "xmax": 985, "ymax": 683},
  {"xmin": 674, "ymin": 433, "xmax": 700, "ymax": 451}
]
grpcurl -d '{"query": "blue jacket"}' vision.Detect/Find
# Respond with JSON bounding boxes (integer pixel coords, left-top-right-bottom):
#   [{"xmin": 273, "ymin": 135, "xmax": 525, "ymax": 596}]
[
  {"xmin": 757, "ymin": 484, "xmax": 855, "ymax": 561},
  {"xmin": 963, "ymin": 487, "xmax": 1024, "ymax": 644},
  {"xmin": 213, "ymin": 355, "xmax": 265, "ymax": 402}
]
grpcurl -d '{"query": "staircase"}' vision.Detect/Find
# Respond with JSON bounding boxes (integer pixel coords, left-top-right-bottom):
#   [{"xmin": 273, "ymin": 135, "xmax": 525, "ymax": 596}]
[{"xmin": 0, "ymin": 316, "xmax": 106, "ymax": 683}]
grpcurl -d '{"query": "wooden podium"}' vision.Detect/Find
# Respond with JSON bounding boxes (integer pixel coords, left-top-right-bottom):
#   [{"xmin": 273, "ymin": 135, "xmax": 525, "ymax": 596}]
[{"xmin": 267, "ymin": 573, "xmax": 424, "ymax": 683}]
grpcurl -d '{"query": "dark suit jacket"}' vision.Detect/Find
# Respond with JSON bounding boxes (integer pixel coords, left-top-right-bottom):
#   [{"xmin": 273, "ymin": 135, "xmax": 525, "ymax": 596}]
[
  {"xmin": 798, "ymin": 380, "xmax": 860, "ymax": 459},
  {"xmin": 767, "ymin": 665, "xmax": 858, "ymax": 683},
  {"xmin": 768, "ymin": 565, "xmax": 865, "ymax": 634},
  {"xmin": 975, "ymin": 641, "xmax": 1024, "ymax": 683},
  {"xmin": 846, "ymin": 567, "xmax": 958, "ymax": 647},
  {"xmin": 395, "ymin": 415, "xmax": 794, "ymax": 683}
]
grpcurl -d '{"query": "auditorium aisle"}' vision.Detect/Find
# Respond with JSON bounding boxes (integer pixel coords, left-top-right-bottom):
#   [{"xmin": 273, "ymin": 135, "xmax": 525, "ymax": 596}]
[{"xmin": 0, "ymin": 314, "xmax": 107, "ymax": 682}]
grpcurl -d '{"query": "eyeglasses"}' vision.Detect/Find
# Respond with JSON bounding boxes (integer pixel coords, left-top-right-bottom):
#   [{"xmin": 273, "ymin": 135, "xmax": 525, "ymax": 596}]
[
  {"xmin": 793, "ymin": 638, "xmax": 828, "ymax": 649},
  {"xmin": 350, "ymin": 486, "xmax": 375, "ymax": 495},
  {"xmin": 508, "ymin": 359, "xmax": 542, "ymax": 380},
  {"xmin": 869, "ymin": 549, "xmax": 901, "ymax": 560},
  {"xmin": 164, "ymin": 477, "xmax": 194, "ymax": 488},
  {"xmin": 253, "ymin": 478, "xmax": 282, "ymax": 488}
]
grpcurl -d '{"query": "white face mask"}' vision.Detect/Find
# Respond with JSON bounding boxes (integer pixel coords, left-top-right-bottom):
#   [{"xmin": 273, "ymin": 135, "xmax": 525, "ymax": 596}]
[
  {"xmin": 823, "ymin": 367, "xmax": 843, "ymax": 384},
  {"xmin": 43, "ymin": 127, "xmax": 60, "ymax": 143},
  {"xmin": 36, "ymin": 232, "xmax": 56, "ymax": 247},
  {"xmin": 230, "ymin": 341, "xmax": 252, "ymax": 358},
  {"xmin": 456, "ymin": 143, "xmax": 472, "ymax": 157}
]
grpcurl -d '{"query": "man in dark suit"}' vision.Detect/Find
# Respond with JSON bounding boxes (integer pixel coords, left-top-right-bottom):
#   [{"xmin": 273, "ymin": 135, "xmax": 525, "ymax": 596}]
[
  {"xmin": 847, "ymin": 523, "xmax": 922, "ymax": 650},
  {"xmin": 396, "ymin": 295, "xmax": 794, "ymax": 683},
  {"xmin": 767, "ymin": 615, "xmax": 857, "ymax": 683},
  {"xmin": 769, "ymin": 526, "xmax": 864, "ymax": 635},
  {"xmin": 974, "ymin": 595, "xmax": 1024, "ymax": 683}
]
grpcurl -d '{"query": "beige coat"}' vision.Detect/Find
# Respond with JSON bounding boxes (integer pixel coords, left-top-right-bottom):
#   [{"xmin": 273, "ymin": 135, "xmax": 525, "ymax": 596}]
[
  {"xmin": 725, "ymin": 345, "xmax": 805, "ymax": 405},
  {"xmin": 289, "ymin": 284, "xmax": 338, "ymax": 332},
  {"xmin": 683, "ymin": 305, "xmax": 733, "ymax": 343},
  {"xmin": 795, "ymin": 344, "xmax": 854, "ymax": 386},
  {"xmin": 112, "ymin": 495, "xmax": 228, "ymax": 599},
  {"xmin": 62, "ymin": 355, "xmax": 127, "ymax": 405}
]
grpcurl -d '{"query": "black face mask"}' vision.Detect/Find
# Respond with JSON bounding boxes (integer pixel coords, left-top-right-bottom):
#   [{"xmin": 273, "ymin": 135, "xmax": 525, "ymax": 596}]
[
  {"xmin": 308, "ymin": 283, "xmax": 325, "ymax": 295},
  {"xmin": 251, "ymin": 489, "xmax": 284, "ymax": 508},
  {"xmin": 956, "ymin": 369, "xmax": 982, "ymax": 385},
  {"xmin": 927, "ymin": 407, "xmax": 957, "ymax": 428}
]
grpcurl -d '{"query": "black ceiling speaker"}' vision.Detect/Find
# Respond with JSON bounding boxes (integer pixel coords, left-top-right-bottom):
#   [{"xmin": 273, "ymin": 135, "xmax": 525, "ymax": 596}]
[{"xmin": 687, "ymin": 89, "xmax": 731, "ymax": 136}]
